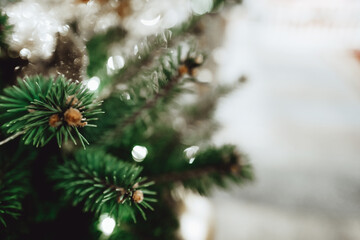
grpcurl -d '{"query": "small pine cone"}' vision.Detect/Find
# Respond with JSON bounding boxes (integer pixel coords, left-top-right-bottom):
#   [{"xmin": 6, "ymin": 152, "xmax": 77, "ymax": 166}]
[
  {"xmin": 64, "ymin": 107, "xmax": 86, "ymax": 127},
  {"xmin": 49, "ymin": 114, "xmax": 62, "ymax": 127},
  {"xmin": 66, "ymin": 95, "xmax": 79, "ymax": 106},
  {"xmin": 178, "ymin": 65, "xmax": 189, "ymax": 76},
  {"xmin": 132, "ymin": 190, "xmax": 144, "ymax": 203}
]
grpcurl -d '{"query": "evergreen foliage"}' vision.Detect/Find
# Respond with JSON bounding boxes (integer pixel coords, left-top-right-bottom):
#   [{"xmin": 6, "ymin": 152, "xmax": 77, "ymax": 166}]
[
  {"xmin": 0, "ymin": 76, "xmax": 103, "ymax": 148},
  {"xmin": 0, "ymin": 161, "xmax": 27, "ymax": 227},
  {"xmin": 0, "ymin": 147, "xmax": 34, "ymax": 228},
  {"xmin": 52, "ymin": 150, "xmax": 155, "ymax": 222},
  {"xmin": 0, "ymin": 0, "xmax": 253, "ymax": 239},
  {"xmin": 97, "ymin": 44, "xmax": 204, "ymax": 144},
  {"xmin": 150, "ymin": 145, "xmax": 253, "ymax": 195}
]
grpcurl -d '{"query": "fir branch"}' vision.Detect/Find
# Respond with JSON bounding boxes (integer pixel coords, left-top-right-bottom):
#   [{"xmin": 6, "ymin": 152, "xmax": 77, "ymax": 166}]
[
  {"xmin": 0, "ymin": 153, "xmax": 30, "ymax": 227},
  {"xmin": 51, "ymin": 150, "xmax": 156, "ymax": 222},
  {"xmin": 105, "ymin": 70, "xmax": 181, "ymax": 140},
  {"xmin": 96, "ymin": 29, "xmax": 174, "ymax": 99},
  {"xmin": 93, "ymin": 8, "xmax": 202, "ymax": 98},
  {"xmin": 149, "ymin": 145, "xmax": 253, "ymax": 195},
  {"xmin": 0, "ymin": 76, "xmax": 103, "ymax": 148},
  {"xmin": 99, "ymin": 45, "xmax": 204, "ymax": 143},
  {"xmin": 149, "ymin": 161, "xmax": 247, "ymax": 184}
]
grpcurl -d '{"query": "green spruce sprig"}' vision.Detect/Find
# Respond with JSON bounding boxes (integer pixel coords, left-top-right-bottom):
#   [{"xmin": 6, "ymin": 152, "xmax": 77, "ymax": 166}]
[
  {"xmin": 98, "ymin": 44, "xmax": 205, "ymax": 144},
  {"xmin": 148, "ymin": 145, "xmax": 253, "ymax": 196},
  {"xmin": 0, "ymin": 76, "xmax": 103, "ymax": 148},
  {"xmin": 0, "ymin": 154, "xmax": 30, "ymax": 227},
  {"xmin": 52, "ymin": 150, "xmax": 156, "ymax": 222}
]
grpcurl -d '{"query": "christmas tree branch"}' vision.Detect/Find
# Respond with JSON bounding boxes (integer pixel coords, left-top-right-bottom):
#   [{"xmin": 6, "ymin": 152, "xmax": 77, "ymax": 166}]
[
  {"xmin": 99, "ymin": 31, "xmax": 174, "ymax": 99},
  {"xmin": 0, "ymin": 76, "xmax": 102, "ymax": 148},
  {"xmin": 97, "ymin": 45, "xmax": 204, "ymax": 144},
  {"xmin": 146, "ymin": 145, "xmax": 253, "ymax": 196},
  {"xmin": 149, "ymin": 161, "xmax": 245, "ymax": 185},
  {"xmin": 0, "ymin": 151, "xmax": 32, "ymax": 227},
  {"xmin": 0, "ymin": 131, "xmax": 24, "ymax": 146},
  {"xmin": 93, "ymin": 5, "xmax": 207, "ymax": 99},
  {"xmin": 52, "ymin": 150, "xmax": 156, "ymax": 222},
  {"xmin": 104, "ymin": 71, "xmax": 182, "ymax": 140}
]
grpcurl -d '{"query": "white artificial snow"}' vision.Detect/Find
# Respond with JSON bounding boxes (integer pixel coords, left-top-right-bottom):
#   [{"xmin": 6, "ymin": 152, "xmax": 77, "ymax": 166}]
[
  {"xmin": 4, "ymin": 0, "xmax": 201, "ymax": 62},
  {"xmin": 4, "ymin": 0, "xmax": 123, "ymax": 60},
  {"xmin": 6, "ymin": 1, "xmax": 61, "ymax": 60}
]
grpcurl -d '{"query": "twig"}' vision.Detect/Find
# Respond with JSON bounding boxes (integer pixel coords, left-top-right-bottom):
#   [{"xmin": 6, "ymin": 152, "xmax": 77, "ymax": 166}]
[{"xmin": 0, "ymin": 131, "xmax": 25, "ymax": 146}]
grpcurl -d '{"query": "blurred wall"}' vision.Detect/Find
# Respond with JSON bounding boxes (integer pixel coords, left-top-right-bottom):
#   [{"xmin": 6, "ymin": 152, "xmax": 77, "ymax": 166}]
[{"xmin": 211, "ymin": 1, "xmax": 360, "ymax": 239}]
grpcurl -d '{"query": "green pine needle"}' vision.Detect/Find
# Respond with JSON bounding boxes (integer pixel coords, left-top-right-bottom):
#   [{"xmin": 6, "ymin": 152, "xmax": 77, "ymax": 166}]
[
  {"xmin": 51, "ymin": 150, "xmax": 155, "ymax": 222},
  {"xmin": 0, "ymin": 154, "xmax": 30, "ymax": 228},
  {"xmin": 97, "ymin": 43, "xmax": 205, "ymax": 144},
  {"xmin": 181, "ymin": 145, "xmax": 254, "ymax": 195},
  {"xmin": 0, "ymin": 76, "xmax": 103, "ymax": 148}
]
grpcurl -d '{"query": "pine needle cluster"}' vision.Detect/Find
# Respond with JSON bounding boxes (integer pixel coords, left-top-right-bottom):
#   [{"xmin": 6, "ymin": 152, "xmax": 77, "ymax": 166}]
[
  {"xmin": 0, "ymin": 149, "xmax": 32, "ymax": 227},
  {"xmin": 52, "ymin": 150, "xmax": 155, "ymax": 222},
  {"xmin": 0, "ymin": 76, "xmax": 103, "ymax": 148}
]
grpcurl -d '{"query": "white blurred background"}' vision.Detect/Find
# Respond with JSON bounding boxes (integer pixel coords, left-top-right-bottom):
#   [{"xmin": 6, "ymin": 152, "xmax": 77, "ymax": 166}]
[{"xmin": 204, "ymin": 0, "xmax": 360, "ymax": 239}]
